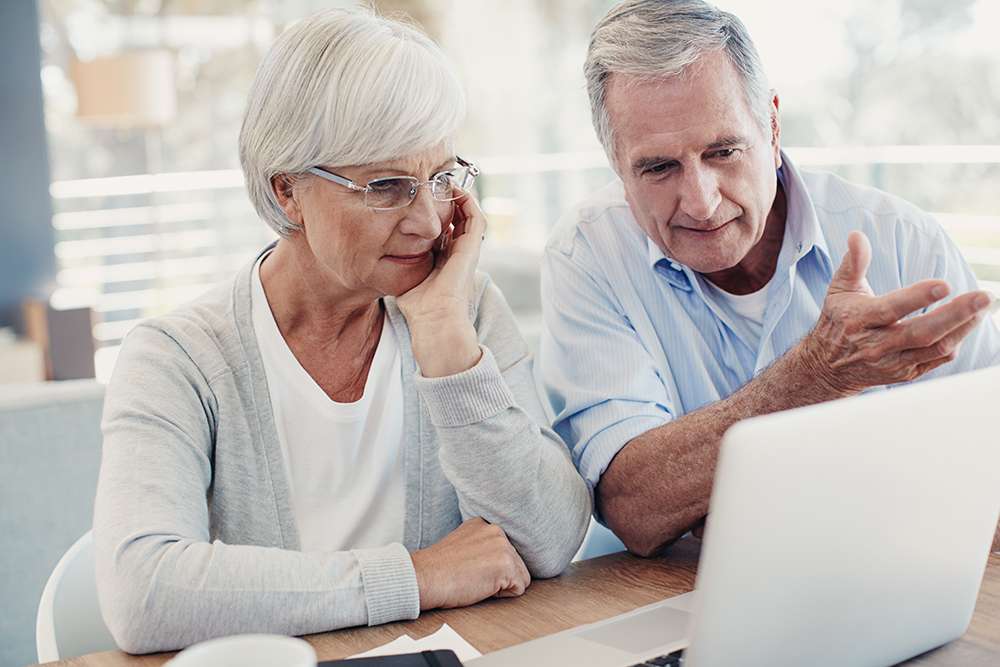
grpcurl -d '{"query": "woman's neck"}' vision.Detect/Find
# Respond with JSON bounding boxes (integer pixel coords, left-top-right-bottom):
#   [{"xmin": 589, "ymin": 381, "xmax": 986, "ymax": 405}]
[{"xmin": 259, "ymin": 240, "xmax": 386, "ymax": 403}]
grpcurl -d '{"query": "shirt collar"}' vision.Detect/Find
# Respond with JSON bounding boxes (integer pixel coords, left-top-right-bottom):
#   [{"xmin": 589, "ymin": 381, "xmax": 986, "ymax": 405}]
[
  {"xmin": 648, "ymin": 237, "xmax": 694, "ymax": 291},
  {"xmin": 778, "ymin": 149, "xmax": 832, "ymax": 273},
  {"xmin": 646, "ymin": 149, "xmax": 833, "ymax": 287}
]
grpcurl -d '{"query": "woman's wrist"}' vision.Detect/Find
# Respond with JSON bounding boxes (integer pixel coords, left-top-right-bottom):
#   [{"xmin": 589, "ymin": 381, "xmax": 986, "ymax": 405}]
[{"xmin": 409, "ymin": 318, "xmax": 481, "ymax": 377}]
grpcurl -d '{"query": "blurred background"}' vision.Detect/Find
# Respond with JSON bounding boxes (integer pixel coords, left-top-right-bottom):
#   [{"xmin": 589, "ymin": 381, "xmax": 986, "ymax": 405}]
[{"xmin": 1, "ymin": 0, "xmax": 999, "ymax": 383}]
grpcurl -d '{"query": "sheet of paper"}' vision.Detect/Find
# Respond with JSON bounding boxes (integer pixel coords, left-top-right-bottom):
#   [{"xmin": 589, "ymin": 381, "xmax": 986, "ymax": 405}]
[{"xmin": 348, "ymin": 623, "xmax": 482, "ymax": 662}]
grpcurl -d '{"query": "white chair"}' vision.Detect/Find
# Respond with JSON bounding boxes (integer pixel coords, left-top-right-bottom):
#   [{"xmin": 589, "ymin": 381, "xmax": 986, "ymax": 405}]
[
  {"xmin": 36, "ymin": 530, "xmax": 119, "ymax": 662},
  {"xmin": 573, "ymin": 517, "xmax": 627, "ymax": 561}
]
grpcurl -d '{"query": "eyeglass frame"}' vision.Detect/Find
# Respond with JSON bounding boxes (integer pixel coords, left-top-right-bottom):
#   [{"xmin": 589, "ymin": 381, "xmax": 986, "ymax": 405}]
[{"xmin": 306, "ymin": 157, "xmax": 479, "ymax": 210}]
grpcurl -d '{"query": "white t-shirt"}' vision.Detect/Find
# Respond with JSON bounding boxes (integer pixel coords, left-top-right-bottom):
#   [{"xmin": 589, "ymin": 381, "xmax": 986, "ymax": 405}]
[
  {"xmin": 701, "ymin": 278, "xmax": 771, "ymax": 352},
  {"xmin": 250, "ymin": 254, "xmax": 405, "ymax": 552}
]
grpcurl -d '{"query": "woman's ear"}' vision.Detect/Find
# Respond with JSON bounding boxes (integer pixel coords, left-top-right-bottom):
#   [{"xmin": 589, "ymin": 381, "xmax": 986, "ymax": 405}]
[{"xmin": 271, "ymin": 174, "xmax": 304, "ymax": 228}]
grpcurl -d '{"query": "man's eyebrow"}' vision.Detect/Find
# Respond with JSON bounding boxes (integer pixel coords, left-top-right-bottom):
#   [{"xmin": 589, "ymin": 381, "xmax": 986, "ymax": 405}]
[
  {"xmin": 630, "ymin": 155, "xmax": 675, "ymax": 173},
  {"xmin": 629, "ymin": 136, "xmax": 749, "ymax": 172},
  {"xmin": 707, "ymin": 135, "xmax": 747, "ymax": 150}
]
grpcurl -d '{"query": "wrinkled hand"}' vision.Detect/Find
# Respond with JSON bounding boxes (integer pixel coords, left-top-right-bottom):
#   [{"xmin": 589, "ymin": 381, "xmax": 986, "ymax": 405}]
[
  {"xmin": 395, "ymin": 193, "xmax": 487, "ymax": 377},
  {"xmin": 395, "ymin": 192, "xmax": 486, "ymax": 327},
  {"xmin": 801, "ymin": 231, "xmax": 993, "ymax": 395},
  {"xmin": 410, "ymin": 517, "xmax": 531, "ymax": 610}
]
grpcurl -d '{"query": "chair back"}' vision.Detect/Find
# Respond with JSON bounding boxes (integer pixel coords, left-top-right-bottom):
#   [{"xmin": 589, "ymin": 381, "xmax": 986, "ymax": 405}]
[
  {"xmin": 36, "ymin": 530, "xmax": 119, "ymax": 662},
  {"xmin": 573, "ymin": 517, "xmax": 627, "ymax": 561},
  {"xmin": 0, "ymin": 379, "xmax": 105, "ymax": 667}
]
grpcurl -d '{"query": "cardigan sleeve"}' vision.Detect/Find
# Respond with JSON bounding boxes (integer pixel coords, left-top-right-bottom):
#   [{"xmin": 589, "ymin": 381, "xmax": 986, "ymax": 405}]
[{"xmin": 412, "ymin": 275, "xmax": 592, "ymax": 578}]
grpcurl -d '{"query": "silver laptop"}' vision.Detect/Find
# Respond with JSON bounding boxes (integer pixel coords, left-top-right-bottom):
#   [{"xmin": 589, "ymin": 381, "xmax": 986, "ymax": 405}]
[{"xmin": 469, "ymin": 365, "xmax": 1000, "ymax": 667}]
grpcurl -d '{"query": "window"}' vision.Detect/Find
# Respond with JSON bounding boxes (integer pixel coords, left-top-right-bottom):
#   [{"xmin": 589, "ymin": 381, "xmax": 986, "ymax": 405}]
[{"xmin": 37, "ymin": 0, "xmax": 1000, "ymax": 379}]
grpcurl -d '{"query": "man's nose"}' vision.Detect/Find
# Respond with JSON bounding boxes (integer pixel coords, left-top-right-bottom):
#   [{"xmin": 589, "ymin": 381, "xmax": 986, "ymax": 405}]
[{"xmin": 678, "ymin": 164, "xmax": 722, "ymax": 221}]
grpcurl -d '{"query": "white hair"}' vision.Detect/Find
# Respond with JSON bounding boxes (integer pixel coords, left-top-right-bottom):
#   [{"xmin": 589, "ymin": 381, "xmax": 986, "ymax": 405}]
[
  {"xmin": 585, "ymin": 0, "xmax": 772, "ymax": 174},
  {"xmin": 239, "ymin": 7, "xmax": 466, "ymax": 236}
]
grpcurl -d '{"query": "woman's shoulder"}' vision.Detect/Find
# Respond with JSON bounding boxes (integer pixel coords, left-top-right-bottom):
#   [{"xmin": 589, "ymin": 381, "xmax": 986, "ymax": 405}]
[
  {"xmin": 134, "ymin": 277, "xmax": 240, "ymax": 341},
  {"xmin": 116, "ymin": 271, "xmax": 252, "ymax": 385}
]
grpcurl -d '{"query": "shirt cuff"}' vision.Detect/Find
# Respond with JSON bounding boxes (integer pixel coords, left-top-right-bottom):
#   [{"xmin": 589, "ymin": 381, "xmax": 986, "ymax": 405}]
[
  {"xmin": 413, "ymin": 346, "xmax": 516, "ymax": 427},
  {"xmin": 354, "ymin": 542, "xmax": 420, "ymax": 626}
]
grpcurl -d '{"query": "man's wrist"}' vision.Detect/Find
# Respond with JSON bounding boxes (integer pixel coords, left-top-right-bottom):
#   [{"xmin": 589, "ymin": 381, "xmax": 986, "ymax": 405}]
[{"xmin": 778, "ymin": 334, "xmax": 859, "ymax": 404}]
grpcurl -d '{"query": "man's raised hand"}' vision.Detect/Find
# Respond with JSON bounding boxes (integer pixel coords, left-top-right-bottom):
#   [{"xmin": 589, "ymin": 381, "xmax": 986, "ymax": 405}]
[{"xmin": 801, "ymin": 231, "xmax": 993, "ymax": 396}]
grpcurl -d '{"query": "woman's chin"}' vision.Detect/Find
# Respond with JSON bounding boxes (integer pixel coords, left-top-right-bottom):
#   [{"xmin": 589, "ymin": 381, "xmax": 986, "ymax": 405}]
[{"xmin": 387, "ymin": 266, "xmax": 434, "ymax": 298}]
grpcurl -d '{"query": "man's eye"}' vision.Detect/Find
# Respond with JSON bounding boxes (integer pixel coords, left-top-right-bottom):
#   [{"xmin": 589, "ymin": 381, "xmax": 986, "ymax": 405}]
[
  {"xmin": 713, "ymin": 148, "xmax": 737, "ymax": 159},
  {"xmin": 645, "ymin": 163, "xmax": 668, "ymax": 175}
]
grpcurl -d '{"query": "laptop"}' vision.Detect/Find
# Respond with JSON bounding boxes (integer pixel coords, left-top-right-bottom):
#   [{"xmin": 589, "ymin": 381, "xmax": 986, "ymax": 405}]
[{"xmin": 468, "ymin": 364, "xmax": 1000, "ymax": 667}]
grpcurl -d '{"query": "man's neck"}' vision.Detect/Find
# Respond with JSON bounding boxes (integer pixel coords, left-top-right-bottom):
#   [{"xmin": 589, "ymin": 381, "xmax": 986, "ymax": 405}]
[{"xmin": 702, "ymin": 181, "xmax": 788, "ymax": 295}]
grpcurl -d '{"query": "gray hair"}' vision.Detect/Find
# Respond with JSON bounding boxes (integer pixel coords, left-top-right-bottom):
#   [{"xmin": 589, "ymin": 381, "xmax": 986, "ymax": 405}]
[
  {"xmin": 239, "ymin": 7, "xmax": 466, "ymax": 237},
  {"xmin": 585, "ymin": 0, "xmax": 772, "ymax": 173}
]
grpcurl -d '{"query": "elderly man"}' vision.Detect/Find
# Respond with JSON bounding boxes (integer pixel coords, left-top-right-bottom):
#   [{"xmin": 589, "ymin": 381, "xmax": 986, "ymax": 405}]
[{"xmin": 541, "ymin": 0, "xmax": 1000, "ymax": 557}]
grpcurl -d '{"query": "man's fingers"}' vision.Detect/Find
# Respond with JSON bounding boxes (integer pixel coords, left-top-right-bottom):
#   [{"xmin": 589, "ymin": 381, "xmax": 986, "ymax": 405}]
[
  {"xmin": 891, "ymin": 290, "xmax": 991, "ymax": 350},
  {"xmin": 859, "ymin": 280, "xmax": 952, "ymax": 329},
  {"xmin": 843, "ymin": 231, "xmax": 872, "ymax": 285},
  {"xmin": 843, "ymin": 293, "xmax": 989, "ymax": 386},
  {"xmin": 809, "ymin": 275, "xmax": 992, "ymax": 394},
  {"xmin": 891, "ymin": 294, "xmax": 989, "ymax": 371},
  {"xmin": 830, "ymin": 231, "xmax": 874, "ymax": 294}
]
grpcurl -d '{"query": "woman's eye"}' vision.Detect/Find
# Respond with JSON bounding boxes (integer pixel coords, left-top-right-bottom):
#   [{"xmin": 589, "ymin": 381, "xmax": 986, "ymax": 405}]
[{"xmin": 370, "ymin": 179, "xmax": 415, "ymax": 199}]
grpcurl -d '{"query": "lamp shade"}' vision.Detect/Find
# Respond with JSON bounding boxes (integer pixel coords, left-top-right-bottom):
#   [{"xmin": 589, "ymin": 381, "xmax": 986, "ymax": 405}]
[{"xmin": 73, "ymin": 50, "xmax": 177, "ymax": 128}]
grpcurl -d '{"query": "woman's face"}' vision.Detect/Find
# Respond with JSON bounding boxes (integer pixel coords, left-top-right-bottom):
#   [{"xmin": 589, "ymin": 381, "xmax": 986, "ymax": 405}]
[{"xmin": 280, "ymin": 140, "xmax": 458, "ymax": 302}]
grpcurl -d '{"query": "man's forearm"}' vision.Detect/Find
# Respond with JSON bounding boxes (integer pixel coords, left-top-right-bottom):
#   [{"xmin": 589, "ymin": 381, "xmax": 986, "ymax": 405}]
[
  {"xmin": 597, "ymin": 338, "xmax": 855, "ymax": 557},
  {"xmin": 597, "ymin": 232, "xmax": 992, "ymax": 557}
]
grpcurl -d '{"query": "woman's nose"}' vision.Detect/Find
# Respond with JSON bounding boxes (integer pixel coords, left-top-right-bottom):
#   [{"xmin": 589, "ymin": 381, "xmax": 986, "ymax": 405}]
[{"xmin": 399, "ymin": 185, "xmax": 445, "ymax": 239}]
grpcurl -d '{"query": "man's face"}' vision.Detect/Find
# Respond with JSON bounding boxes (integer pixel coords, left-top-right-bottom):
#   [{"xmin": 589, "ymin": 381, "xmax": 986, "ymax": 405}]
[{"xmin": 606, "ymin": 50, "xmax": 782, "ymax": 284}]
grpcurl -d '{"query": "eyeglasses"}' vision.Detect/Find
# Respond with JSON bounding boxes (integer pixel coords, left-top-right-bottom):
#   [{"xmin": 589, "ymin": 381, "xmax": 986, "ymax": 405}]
[{"xmin": 307, "ymin": 157, "xmax": 479, "ymax": 210}]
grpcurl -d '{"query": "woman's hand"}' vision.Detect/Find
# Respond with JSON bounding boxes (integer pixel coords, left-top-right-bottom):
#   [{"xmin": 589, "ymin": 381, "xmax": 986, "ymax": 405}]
[
  {"xmin": 410, "ymin": 518, "xmax": 531, "ymax": 610},
  {"xmin": 395, "ymin": 193, "xmax": 487, "ymax": 377}
]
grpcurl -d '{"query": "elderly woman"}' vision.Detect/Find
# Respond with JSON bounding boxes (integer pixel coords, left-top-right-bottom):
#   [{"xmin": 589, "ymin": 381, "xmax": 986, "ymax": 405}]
[{"xmin": 93, "ymin": 7, "xmax": 590, "ymax": 655}]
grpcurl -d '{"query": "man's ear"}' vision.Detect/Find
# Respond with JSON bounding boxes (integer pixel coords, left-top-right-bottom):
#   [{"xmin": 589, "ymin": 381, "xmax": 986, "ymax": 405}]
[
  {"xmin": 271, "ymin": 174, "xmax": 304, "ymax": 228},
  {"xmin": 769, "ymin": 90, "xmax": 782, "ymax": 169}
]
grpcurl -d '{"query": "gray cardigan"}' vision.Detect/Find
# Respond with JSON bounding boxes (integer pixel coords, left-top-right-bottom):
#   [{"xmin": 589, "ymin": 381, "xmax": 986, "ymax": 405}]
[{"xmin": 94, "ymin": 247, "xmax": 591, "ymax": 654}]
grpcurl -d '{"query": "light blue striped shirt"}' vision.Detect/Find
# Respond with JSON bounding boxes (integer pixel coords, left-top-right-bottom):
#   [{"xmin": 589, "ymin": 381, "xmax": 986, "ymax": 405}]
[{"xmin": 540, "ymin": 152, "xmax": 1000, "ymax": 495}]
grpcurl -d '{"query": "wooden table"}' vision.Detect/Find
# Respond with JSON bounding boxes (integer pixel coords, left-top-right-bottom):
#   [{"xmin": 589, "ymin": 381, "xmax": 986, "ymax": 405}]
[{"xmin": 33, "ymin": 539, "xmax": 1000, "ymax": 667}]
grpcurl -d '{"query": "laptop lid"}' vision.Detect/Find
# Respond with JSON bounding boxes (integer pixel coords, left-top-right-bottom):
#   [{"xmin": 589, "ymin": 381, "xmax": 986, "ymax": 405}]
[{"xmin": 684, "ymin": 365, "xmax": 1000, "ymax": 667}]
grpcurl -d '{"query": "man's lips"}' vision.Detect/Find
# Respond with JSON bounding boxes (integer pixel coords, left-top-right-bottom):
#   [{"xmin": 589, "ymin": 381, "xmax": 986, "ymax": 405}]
[{"xmin": 676, "ymin": 219, "xmax": 734, "ymax": 234}]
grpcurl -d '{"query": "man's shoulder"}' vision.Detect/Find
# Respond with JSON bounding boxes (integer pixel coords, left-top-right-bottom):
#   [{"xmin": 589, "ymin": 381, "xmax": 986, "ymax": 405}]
[
  {"xmin": 547, "ymin": 179, "xmax": 634, "ymax": 254},
  {"xmin": 800, "ymin": 168, "xmax": 933, "ymax": 225}
]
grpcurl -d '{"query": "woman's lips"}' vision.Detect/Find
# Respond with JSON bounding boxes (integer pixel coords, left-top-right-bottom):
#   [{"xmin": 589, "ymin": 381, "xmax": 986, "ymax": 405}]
[{"xmin": 384, "ymin": 250, "xmax": 433, "ymax": 265}]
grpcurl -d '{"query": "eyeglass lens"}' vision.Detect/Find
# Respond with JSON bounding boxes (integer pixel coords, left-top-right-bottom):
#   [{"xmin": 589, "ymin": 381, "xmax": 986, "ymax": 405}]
[{"xmin": 365, "ymin": 166, "xmax": 475, "ymax": 210}]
